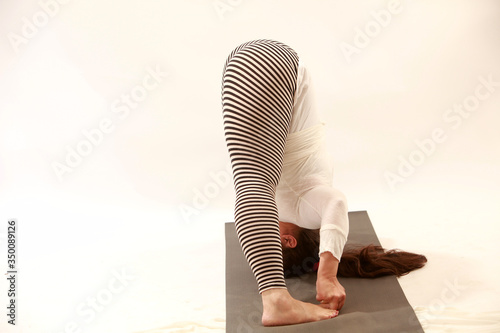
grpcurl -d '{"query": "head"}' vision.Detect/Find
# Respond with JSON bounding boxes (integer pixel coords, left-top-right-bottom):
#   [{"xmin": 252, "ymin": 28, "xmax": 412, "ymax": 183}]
[{"xmin": 279, "ymin": 221, "xmax": 320, "ymax": 277}]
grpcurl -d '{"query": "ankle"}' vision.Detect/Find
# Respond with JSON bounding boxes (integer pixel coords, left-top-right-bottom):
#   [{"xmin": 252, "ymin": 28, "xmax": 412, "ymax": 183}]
[{"xmin": 261, "ymin": 288, "xmax": 290, "ymax": 307}]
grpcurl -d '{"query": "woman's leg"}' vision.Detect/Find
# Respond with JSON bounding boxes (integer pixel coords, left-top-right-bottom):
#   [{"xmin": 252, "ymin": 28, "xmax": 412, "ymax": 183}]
[
  {"xmin": 222, "ymin": 39, "xmax": 337, "ymax": 325},
  {"xmin": 222, "ymin": 39, "xmax": 298, "ymax": 293}
]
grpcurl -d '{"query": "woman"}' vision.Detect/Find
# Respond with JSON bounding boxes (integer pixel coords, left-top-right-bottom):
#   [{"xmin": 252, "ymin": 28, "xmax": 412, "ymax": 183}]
[{"xmin": 221, "ymin": 39, "xmax": 426, "ymax": 326}]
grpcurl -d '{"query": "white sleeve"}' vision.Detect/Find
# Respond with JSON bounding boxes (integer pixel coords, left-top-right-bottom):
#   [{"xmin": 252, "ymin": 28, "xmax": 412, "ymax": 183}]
[
  {"xmin": 284, "ymin": 58, "xmax": 349, "ymax": 261},
  {"xmin": 296, "ymin": 186, "xmax": 349, "ymax": 261},
  {"xmin": 318, "ymin": 194, "xmax": 349, "ymax": 261}
]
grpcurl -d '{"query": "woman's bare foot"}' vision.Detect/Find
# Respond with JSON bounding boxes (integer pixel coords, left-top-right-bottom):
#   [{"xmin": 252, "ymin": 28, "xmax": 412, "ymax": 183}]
[{"xmin": 261, "ymin": 288, "xmax": 338, "ymax": 326}]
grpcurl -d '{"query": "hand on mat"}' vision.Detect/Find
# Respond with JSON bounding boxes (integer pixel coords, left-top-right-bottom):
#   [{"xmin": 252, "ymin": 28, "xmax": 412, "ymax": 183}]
[
  {"xmin": 316, "ymin": 252, "xmax": 346, "ymax": 311},
  {"xmin": 316, "ymin": 275, "xmax": 346, "ymax": 311}
]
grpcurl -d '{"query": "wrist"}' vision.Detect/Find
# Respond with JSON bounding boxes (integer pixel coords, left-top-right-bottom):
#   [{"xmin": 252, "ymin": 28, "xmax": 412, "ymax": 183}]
[{"xmin": 318, "ymin": 251, "xmax": 339, "ymax": 277}]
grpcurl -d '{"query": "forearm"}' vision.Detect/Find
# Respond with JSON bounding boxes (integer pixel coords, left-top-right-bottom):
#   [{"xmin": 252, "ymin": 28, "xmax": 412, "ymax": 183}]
[
  {"xmin": 319, "ymin": 227, "xmax": 347, "ymax": 262},
  {"xmin": 316, "ymin": 251, "xmax": 346, "ymax": 311},
  {"xmin": 296, "ymin": 185, "xmax": 349, "ymax": 260},
  {"xmin": 319, "ymin": 186, "xmax": 349, "ymax": 257},
  {"xmin": 318, "ymin": 251, "xmax": 340, "ymax": 277}
]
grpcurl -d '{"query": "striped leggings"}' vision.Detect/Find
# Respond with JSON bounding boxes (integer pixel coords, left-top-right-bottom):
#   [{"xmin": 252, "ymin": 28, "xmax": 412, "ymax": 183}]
[{"xmin": 221, "ymin": 39, "xmax": 299, "ymax": 293}]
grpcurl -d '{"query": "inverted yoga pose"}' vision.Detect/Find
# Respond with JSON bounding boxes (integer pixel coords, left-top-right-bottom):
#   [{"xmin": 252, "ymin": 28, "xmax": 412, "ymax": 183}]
[{"xmin": 221, "ymin": 39, "xmax": 426, "ymax": 327}]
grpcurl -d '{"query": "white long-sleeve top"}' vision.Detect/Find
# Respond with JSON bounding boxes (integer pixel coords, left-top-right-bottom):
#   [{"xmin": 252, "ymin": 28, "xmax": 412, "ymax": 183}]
[{"xmin": 275, "ymin": 59, "xmax": 349, "ymax": 261}]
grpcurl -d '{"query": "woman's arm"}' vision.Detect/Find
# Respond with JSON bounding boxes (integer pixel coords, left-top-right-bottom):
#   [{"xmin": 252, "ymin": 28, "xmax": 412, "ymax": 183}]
[
  {"xmin": 295, "ymin": 185, "xmax": 349, "ymax": 310},
  {"xmin": 316, "ymin": 189, "xmax": 348, "ymax": 311},
  {"xmin": 316, "ymin": 252, "xmax": 346, "ymax": 311}
]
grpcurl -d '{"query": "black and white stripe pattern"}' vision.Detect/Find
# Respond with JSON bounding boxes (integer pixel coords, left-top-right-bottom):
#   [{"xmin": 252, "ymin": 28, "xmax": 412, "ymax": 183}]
[{"xmin": 221, "ymin": 39, "xmax": 299, "ymax": 293}]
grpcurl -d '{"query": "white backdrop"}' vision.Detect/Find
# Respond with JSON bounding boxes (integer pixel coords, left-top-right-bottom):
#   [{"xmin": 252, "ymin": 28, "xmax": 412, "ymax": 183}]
[{"xmin": 1, "ymin": 1, "xmax": 499, "ymax": 332}]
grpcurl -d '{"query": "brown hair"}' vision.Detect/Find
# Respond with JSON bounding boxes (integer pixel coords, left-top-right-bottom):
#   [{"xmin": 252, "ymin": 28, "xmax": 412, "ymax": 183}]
[{"xmin": 283, "ymin": 228, "xmax": 427, "ymax": 278}]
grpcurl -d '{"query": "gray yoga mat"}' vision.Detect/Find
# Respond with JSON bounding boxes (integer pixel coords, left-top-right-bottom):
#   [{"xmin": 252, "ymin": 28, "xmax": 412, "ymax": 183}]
[{"xmin": 225, "ymin": 210, "xmax": 424, "ymax": 332}]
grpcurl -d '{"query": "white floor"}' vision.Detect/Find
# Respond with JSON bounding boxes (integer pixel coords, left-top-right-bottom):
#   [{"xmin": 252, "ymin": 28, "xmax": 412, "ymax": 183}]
[
  {"xmin": 0, "ymin": 161, "xmax": 499, "ymax": 333},
  {"xmin": 1, "ymin": 1, "xmax": 499, "ymax": 332}
]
